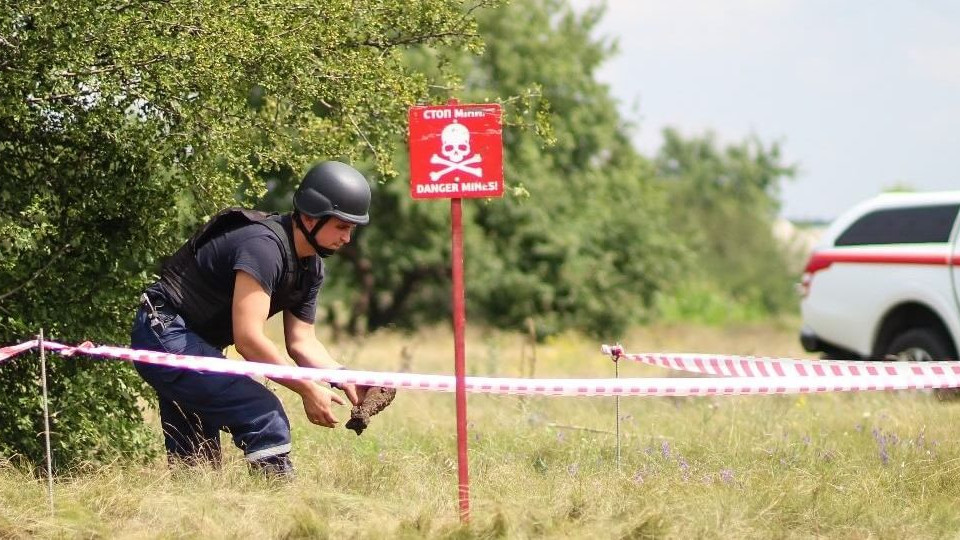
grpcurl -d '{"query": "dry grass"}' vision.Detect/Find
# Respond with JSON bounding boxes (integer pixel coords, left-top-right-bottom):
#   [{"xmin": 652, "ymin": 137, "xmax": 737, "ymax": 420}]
[{"xmin": 3, "ymin": 318, "xmax": 960, "ymax": 538}]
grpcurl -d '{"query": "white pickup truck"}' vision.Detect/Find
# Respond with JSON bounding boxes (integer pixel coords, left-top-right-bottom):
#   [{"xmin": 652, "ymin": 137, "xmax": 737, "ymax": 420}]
[{"xmin": 799, "ymin": 191, "xmax": 960, "ymax": 361}]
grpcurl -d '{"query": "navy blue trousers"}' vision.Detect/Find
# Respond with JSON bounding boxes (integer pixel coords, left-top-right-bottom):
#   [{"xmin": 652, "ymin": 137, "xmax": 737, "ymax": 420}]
[{"xmin": 130, "ymin": 304, "xmax": 293, "ymax": 473}]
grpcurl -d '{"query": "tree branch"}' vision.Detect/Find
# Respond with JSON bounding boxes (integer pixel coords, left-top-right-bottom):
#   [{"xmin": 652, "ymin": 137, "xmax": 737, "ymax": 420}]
[
  {"xmin": 55, "ymin": 55, "xmax": 167, "ymax": 79},
  {"xmin": 360, "ymin": 31, "xmax": 477, "ymax": 51},
  {"xmin": 0, "ymin": 244, "xmax": 72, "ymax": 303},
  {"xmin": 24, "ymin": 55, "xmax": 168, "ymax": 104},
  {"xmin": 110, "ymin": 0, "xmax": 171, "ymax": 15},
  {"xmin": 346, "ymin": 111, "xmax": 379, "ymax": 163},
  {"xmin": 274, "ymin": 21, "xmax": 310, "ymax": 40}
]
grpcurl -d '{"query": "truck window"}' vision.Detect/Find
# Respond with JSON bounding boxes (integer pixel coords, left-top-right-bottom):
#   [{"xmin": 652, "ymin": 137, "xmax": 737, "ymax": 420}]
[{"xmin": 835, "ymin": 204, "xmax": 960, "ymax": 246}]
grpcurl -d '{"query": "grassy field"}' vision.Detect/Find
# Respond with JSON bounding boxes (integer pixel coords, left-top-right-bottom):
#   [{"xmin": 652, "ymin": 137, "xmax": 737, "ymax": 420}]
[{"xmin": 3, "ymin": 319, "xmax": 960, "ymax": 538}]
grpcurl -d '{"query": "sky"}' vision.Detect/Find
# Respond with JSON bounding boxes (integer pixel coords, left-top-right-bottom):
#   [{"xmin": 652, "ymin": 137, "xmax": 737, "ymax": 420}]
[{"xmin": 569, "ymin": 0, "xmax": 960, "ymax": 221}]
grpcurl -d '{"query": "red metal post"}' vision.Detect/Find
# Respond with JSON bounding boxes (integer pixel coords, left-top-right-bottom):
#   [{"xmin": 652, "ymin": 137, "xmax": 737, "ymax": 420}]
[{"xmin": 451, "ymin": 197, "xmax": 470, "ymax": 522}]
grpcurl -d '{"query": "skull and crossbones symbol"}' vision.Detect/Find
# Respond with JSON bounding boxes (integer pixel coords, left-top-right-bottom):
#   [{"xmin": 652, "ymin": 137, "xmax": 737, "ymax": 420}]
[{"xmin": 430, "ymin": 122, "xmax": 483, "ymax": 181}]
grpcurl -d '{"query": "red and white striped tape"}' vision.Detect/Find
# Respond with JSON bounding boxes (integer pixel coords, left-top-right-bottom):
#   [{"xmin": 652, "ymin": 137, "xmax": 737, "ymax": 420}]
[
  {"xmin": 0, "ymin": 340, "xmax": 38, "ymax": 363},
  {"xmin": 601, "ymin": 344, "xmax": 960, "ymax": 380},
  {"xmin": 1, "ymin": 340, "xmax": 960, "ymax": 396}
]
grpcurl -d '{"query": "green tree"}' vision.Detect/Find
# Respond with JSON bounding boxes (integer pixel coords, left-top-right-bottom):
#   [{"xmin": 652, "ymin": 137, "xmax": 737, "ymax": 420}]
[
  {"xmin": 463, "ymin": 0, "xmax": 687, "ymax": 337},
  {"xmin": 0, "ymin": 0, "xmax": 491, "ymax": 468},
  {"xmin": 654, "ymin": 128, "xmax": 797, "ymax": 318},
  {"xmin": 308, "ymin": 0, "xmax": 688, "ymax": 339}
]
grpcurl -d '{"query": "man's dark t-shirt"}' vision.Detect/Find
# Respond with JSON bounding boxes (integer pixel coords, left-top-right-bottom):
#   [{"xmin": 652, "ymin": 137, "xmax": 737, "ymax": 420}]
[
  {"xmin": 195, "ymin": 215, "xmax": 323, "ymax": 323},
  {"xmin": 148, "ymin": 215, "xmax": 323, "ymax": 346}
]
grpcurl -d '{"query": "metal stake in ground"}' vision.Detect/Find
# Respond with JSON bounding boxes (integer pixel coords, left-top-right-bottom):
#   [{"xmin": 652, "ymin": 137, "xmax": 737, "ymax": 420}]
[
  {"xmin": 39, "ymin": 329, "xmax": 54, "ymax": 513},
  {"xmin": 613, "ymin": 346, "xmax": 622, "ymax": 471}
]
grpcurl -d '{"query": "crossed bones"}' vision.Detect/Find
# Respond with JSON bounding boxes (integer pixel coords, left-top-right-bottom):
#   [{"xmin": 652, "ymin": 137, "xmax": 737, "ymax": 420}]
[{"xmin": 429, "ymin": 153, "xmax": 483, "ymax": 181}]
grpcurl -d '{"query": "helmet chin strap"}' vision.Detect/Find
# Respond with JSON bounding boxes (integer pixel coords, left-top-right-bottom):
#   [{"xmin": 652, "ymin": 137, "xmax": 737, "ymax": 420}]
[{"xmin": 295, "ymin": 213, "xmax": 336, "ymax": 258}]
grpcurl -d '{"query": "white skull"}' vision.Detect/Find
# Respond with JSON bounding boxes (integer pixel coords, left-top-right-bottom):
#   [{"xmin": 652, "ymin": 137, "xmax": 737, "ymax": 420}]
[{"xmin": 440, "ymin": 122, "xmax": 471, "ymax": 163}]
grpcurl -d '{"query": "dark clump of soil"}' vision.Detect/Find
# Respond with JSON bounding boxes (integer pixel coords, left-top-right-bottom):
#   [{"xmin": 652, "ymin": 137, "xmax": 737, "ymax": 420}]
[{"xmin": 346, "ymin": 387, "xmax": 397, "ymax": 435}]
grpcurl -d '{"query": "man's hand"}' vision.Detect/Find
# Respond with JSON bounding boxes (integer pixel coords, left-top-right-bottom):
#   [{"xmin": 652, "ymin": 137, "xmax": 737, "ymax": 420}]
[
  {"xmin": 301, "ymin": 384, "xmax": 345, "ymax": 428},
  {"xmin": 337, "ymin": 383, "xmax": 370, "ymax": 407}
]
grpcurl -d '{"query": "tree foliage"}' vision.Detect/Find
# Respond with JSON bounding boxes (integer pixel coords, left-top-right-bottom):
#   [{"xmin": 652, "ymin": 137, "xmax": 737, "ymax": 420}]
[
  {"xmin": 0, "ymin": 0, "xmax": 493, "ymax": 467},
  {"xmin": 655, "ymin": 128, "xmax": 797, "ymax": 315},
  {"xmin": 314, "ymin": 0, "xmax": 688, "ymax": 339}
]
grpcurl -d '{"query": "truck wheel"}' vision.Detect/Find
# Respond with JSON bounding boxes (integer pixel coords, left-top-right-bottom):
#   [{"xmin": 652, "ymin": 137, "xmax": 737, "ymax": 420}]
[
  {"xmin": 885, "ymin": 327, "xmax": 957, "ymax": 400},
  {"xmin": 884, "ymin": 327, "xmax": 953, "ymax": 362},
  {"xmin": 820, "ymin": 349, "xmax": 859, "ymax": 361}
]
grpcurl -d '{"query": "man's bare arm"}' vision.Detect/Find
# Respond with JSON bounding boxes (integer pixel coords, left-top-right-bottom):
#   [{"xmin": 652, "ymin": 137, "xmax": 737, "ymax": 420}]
[
  {"xmin": 232, "ymin": 270, "xmax": 343, "ymax": 426},
  {"xmin": 283, "ymin": 311, "xmax": 341, "ymax": 370},
  {"xmin": 283, "ymin": 311, "xmax": 365, "ymax": 406}
]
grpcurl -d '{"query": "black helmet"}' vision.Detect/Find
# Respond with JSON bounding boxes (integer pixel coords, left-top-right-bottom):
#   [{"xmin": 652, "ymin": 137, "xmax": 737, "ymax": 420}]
[{"xmin": 293, "ymin": 161, "xmax": 371, "ymax": 225}]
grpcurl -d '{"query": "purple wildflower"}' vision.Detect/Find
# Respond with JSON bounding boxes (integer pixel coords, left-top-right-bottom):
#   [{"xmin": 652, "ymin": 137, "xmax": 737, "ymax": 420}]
[
  {"xmin": 567, "ymin": 463, "xmax": 579, "ymax": 476},
  {"xmin": 874, "ymin": 432, "xmax": 890, "ymax": 465},
  {"xmin": 660, "ymin": 440, "xmax": 671, "ymax": 460},
  {"xmin": 632, "ymin": 470, "xmax": 644, "ymax": 484},
  {"xmin": 719, "ymin": 469, "xmax": 735, "ymax": 484}
]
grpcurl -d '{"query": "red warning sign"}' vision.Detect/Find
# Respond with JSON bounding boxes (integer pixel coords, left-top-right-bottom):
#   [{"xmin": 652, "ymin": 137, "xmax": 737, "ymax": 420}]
[{"xmin": 408, "ymin": 103, "xmax": 503, "ymax": 200}]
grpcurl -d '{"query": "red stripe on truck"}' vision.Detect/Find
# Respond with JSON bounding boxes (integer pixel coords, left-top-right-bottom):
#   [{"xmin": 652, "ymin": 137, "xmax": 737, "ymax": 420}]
[{"xmin": 804, "ymin": 251, "xmax": 953, "ymax": 274}]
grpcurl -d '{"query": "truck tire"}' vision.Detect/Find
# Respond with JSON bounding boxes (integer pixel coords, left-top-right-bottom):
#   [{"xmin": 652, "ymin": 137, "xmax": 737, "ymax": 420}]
[
  {"xmin": 884, "ymin": 327, "xmax": 953, "ymax": 362},
  {"xmin": 885, "ymin": 327, "xmax": 957, "ymax": 400},
  {"xmin": 820, "ymin": 348, "xmax": 859, "ymax": 361}
]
